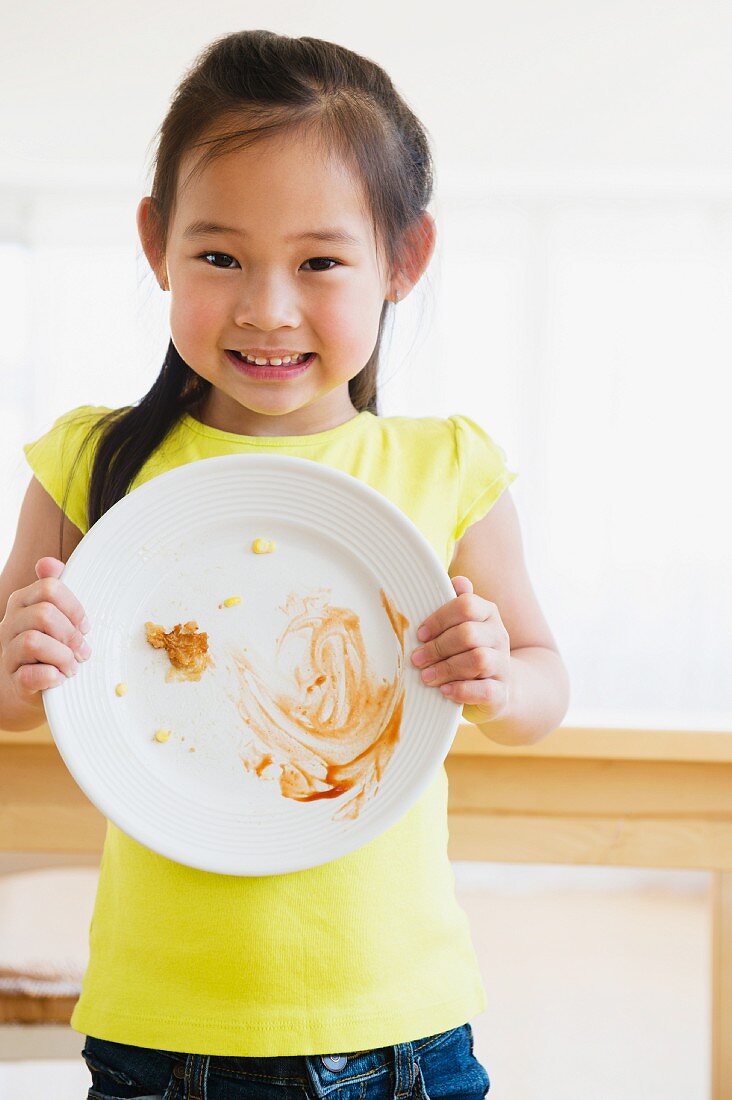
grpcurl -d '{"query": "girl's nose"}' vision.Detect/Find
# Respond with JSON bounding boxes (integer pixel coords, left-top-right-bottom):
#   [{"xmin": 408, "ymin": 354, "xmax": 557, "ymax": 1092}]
[{"xmin": 233, "ymin": 278, "xmax": 300, "ymax": 333}]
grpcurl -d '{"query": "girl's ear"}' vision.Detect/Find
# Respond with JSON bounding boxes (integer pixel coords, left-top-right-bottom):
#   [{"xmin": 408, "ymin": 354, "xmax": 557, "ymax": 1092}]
[
  {"xmin": 391, "ymin": 210, "xmax": 436, "ymax": 302},
  {"xmin": 136, "ymin": 196, "xmax": 169, "ymax": 291}
]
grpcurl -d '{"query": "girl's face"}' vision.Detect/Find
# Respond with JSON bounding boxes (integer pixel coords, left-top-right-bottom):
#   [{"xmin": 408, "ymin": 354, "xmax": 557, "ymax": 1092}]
[{"xmin": 139, "ymin": 126, "xmax": 403, "ymax": 436}]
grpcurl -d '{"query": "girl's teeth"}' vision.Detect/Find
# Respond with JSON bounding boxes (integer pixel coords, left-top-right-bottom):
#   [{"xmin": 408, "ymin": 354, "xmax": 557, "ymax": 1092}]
[{"xmin": 244, "ymin": 353, "xmax": 307, "ymax": 366}]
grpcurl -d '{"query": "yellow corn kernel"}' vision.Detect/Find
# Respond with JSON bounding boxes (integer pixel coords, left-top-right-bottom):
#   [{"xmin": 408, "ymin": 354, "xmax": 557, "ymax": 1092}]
[
  {"xmin": 153, "ymin": 728, "xmax": 171, "ymax": 743},
  {"xmin": 115, "ymin": 682, "xmax": 128, "ymax": 697},
  {"xmin": 251, "ymin": 537, "xmax": 275, "ymax": 554},
  {"xmin": 223, "ymin": 595, "xmax": 241, "ymax": 607}
]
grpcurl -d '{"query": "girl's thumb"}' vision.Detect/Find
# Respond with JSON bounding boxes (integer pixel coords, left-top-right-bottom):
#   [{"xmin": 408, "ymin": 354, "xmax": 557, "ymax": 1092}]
[
  {"xmin": 451, "ymin": 575, "xmax": 474, "ymax": 596},
  {"xmin": 35, "ymin": 557, "xmax": 65, "ymax": 581}
]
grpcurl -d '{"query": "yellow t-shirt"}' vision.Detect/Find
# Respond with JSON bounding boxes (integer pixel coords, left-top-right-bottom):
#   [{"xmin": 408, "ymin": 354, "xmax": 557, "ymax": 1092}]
[{"xmin": 23, "ymin": 403, "xmax": 518, "ymax": 1057}]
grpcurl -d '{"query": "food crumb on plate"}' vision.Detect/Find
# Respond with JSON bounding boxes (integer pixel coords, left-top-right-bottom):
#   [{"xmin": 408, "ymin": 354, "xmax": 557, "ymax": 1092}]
[
  {"xmin": 218, "ymin": 595, "xmax": 241, "ymax": 608},
  {"xmin": 145, "ymin": 620, "xmax": 212, "ymax": 681},
  {"xmin": 115, "ymin": 682, "xmax": 127, "ymax": 696},
  {"xmin": 153, "ymin": 728, "xmax": 171, "ymax": 743},
  {"xmin": 251, "ymin": 538, "xmax": 276, "ymax": 554}
]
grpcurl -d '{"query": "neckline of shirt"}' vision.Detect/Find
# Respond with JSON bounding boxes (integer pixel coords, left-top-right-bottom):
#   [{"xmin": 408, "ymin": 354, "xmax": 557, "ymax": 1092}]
[{"xmin": 181, "ymin": 409, "xmax": 373, "ymax": 446}]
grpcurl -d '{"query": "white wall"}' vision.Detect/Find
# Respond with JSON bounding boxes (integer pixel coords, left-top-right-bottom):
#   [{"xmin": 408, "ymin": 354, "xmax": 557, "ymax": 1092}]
[{"xmin": 3, "ymin": 1, "xmax": 732, "ymax": 180}]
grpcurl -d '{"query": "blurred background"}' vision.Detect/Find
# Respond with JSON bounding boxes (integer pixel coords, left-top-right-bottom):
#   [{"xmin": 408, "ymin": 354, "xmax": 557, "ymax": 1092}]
[{"xmin": 1, "ymin": 1, "xmax": 731, "ymax": 1097}]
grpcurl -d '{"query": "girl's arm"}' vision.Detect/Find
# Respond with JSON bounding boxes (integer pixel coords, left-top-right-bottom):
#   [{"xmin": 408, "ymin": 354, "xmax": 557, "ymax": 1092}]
[{"xmin": 417, "ymin": 489, "xmax": 570, "ymax": 746}]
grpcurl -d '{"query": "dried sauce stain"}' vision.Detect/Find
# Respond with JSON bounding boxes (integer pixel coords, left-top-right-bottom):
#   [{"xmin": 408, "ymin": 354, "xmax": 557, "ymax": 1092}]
[
  {"xmin": 231, "ymin": 587, "xmax": 409, "ymax": 821},
  {"xmin": 145, "ymin": 620, "xmax": 214, "ymax": 682}
]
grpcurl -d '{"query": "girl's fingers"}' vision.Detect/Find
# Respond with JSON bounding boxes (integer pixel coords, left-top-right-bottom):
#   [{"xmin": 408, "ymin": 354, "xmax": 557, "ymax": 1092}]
[
  {"xmin": 34, "ymin": 556, "xmax": 65, "ymax": 581},
  {"xmin": 14, "ymin": 660, "xmax": 66, "ymax": 695},
  {"xmin": 414, "ymin": 646, "xmax": 498, "ymax": 687},
  {"xmin": 12, "ymin": 601, "xmax": 90, "ymax": 663},
  {"xmin": 440, "ymin": 678, "xmax": 507, "ymax": 707},
  {"xmin": 0, "ymin": 560, "xmax": 90, "ymax": 700},
  {"xmin": 411, "ymin": 618, "xmax": 490, "ymax": 669},
  {"xmin": 417, "ymin": 590, "xmax": 492, "ymax": 643},
  {"xmin": 7, "ymin": 627, "xmax": 82, "ymax": 681},
  {"xmin": 21, "ymin": 569, "xmax": 91, "ymax": 638}
]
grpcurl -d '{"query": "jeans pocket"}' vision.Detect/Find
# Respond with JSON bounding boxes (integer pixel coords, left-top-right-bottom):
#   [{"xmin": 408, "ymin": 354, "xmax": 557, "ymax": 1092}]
[
  {"xmin": 417, "ymin": 1024, "xmax": 491, "ymax": 1098},
  {"xmin": 82, "ymin": 1036, "xmax": 175, "ymax": 1100},
  {"xmin": 464, "ymin": 1024, "xmax": 491, "ymax": 1096}
]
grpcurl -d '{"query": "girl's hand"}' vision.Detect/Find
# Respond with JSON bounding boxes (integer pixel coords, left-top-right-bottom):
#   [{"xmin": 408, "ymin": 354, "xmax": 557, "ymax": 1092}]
[
  {"xmin": 410, "ymin": 575, "xmax": 510, "ymax": 722},
  {"xmin": 0, "ymin": 557, "xmax": 92, "ymax": 702}
]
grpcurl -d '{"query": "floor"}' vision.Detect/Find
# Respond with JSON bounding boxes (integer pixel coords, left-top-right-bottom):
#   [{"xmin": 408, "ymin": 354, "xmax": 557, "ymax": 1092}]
[{"xmin": 0, "ymin": 861, "xmax": 710, "ymax": 1099}]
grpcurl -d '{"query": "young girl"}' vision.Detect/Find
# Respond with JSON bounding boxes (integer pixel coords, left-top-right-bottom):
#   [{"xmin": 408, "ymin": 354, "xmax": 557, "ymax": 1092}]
[{"xmin": 0, "ymin": 29, "xmax": 569, "ymax": 1100}]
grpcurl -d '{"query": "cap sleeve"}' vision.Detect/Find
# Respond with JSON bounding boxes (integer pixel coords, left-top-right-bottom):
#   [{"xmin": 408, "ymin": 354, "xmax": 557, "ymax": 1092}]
[
  {"xmin": 22, "ymin": 405, "xmax": 112, "ymax": 535},
  {"xmin": 449, "ymin": 414, "xmax": 519, "ymax": 542}
]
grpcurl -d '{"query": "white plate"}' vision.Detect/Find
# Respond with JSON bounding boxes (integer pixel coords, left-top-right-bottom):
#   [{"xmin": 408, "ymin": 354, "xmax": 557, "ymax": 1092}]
[{"xmin": 43, "ymin": 454, "xmax": 461, "ymax": 876}]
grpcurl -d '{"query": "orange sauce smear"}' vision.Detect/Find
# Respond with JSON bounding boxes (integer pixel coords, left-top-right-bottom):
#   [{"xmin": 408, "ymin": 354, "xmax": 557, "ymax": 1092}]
[{"xmin": 229, "ymin": 587, "xmax": 409, "ymax": 821}]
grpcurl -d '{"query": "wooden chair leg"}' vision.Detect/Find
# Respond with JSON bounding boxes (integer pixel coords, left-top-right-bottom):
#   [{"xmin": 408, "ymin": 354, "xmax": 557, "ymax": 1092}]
[{"xmin": 711, "ymin": 871, "xmax": 732, "ymax": 1099}]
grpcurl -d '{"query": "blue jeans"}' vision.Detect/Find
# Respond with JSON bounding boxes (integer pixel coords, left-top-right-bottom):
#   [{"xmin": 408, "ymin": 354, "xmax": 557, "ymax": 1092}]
[{"xmin": 81, "ymin": 1023, "xmax": 491, "ymax": 1098}]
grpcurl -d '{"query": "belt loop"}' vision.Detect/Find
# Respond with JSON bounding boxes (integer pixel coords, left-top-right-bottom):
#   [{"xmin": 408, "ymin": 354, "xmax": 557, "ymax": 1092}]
[
  {"xmin": 392, "ymin": 1040, "xmax": 416, "ymax": 1098},
  {"xmin": 182, "ymin": 1053, "xmax": 210, "ymax": 1100}
]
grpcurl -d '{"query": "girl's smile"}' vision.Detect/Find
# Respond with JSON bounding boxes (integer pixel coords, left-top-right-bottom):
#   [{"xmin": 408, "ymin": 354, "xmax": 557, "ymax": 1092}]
[{"xmin": 224, "ymin": 349, "xmax": 316, "ymax": 381}]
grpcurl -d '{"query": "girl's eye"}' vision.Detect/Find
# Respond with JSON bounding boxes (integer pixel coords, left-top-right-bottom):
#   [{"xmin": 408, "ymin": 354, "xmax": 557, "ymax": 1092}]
[
  {"xmin": 199, "ymin": 252, "xmax": 238, "ymax": 269},
  {"xmin": 301, "ymin": 257, "xmax": 341, "ymax": 272}
]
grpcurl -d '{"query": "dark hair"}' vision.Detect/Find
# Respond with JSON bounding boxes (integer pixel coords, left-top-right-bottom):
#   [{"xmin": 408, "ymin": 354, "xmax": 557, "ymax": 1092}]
[{"xmin": 60, "ymin": 28, "xmax": 435, "ymax": 553}]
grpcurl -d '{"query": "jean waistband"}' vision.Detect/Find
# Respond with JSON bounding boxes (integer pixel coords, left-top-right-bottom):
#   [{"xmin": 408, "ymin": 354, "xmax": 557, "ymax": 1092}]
[
  {"xmin": 175, "ymin": 1035, "xmax": 446, "ymax": 1098},
  {"xmin": 84, "ymin": 1025, "xmax": 466, "ymax": 1099}
]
